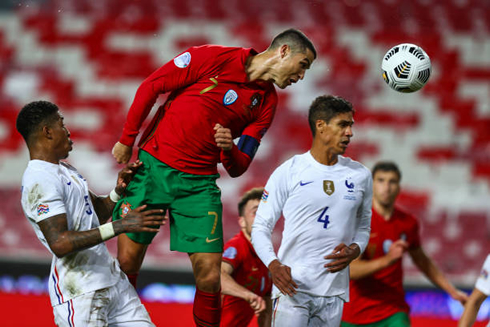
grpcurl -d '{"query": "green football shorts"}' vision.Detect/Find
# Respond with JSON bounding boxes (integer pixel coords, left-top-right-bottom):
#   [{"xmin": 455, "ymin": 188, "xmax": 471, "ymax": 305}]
[
  {"xmin": 112, "ymin": 150, "xmax": 223, "ymax": 253},
  {"xmin": 341, "ymin": 312, "xmax": 410, "ymax": 327}
]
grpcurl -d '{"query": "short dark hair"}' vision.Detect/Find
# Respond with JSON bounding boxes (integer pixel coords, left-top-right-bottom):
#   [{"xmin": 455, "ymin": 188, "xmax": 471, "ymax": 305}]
[
  {"xmin": 269, "ymin": 28, "xmax": 317, "ymax": 59},
  {"xmin": 16, "ymin": 100, "xmax": 60, "ymax": 144},
  {"xmin": 372, "ymin": 161, "xmax": 402, "ymax": 181},
  {"xmin": 238, "ymin": 187, "xmax": 264, "ymax": 217},
  {"xmin": 308, "ymin": 95, "xmax": 354, "ymax": 136}
]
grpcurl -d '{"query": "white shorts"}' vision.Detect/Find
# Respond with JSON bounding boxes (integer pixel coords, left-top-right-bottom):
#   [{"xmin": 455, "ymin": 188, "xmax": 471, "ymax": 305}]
[
  {"xmin": 53, "ymin": 273, "xmax": 154, "ymax": 327},
  {"xmin": 272, "ymin": 292, "xmax": 344, "ymax": 327}
]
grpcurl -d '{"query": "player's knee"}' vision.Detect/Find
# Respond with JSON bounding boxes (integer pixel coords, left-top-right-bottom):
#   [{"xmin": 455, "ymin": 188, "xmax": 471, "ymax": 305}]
[
  {"xmin": 117, "ymin": 252, "xmax": 142, "ymax": 274},
  {"xmin": 195, "ymin": 269, "xmax": 221, "ymax": 293}
]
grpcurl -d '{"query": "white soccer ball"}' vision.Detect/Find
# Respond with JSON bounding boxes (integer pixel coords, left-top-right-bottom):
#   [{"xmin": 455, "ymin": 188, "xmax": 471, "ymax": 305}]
[{"xmin": 381, "ymin": 43, "xmax": 432, "ymax": 93}]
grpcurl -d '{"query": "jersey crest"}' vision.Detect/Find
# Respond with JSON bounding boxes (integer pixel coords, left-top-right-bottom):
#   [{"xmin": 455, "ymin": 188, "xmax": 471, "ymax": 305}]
[
  {"xmin": 223, "ymin": 89, "xmax": 238, "ymax": 106},
  {"xmin": 120, "ymin": 202, "xmax": 133, "ymax": 218},
  {"xmin": 323, "ymin": 180, "xmax": 335, "ymax": 196},
  {"xmin": 249, "ymin": 93, "xmax": 262, "ymax": 110}
]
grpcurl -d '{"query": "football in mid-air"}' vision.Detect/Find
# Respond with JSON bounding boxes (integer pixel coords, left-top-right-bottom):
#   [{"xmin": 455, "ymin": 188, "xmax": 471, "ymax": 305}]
[{"xmin": 381, "ymin": 43, "xmax": 432, "ymax": 93}]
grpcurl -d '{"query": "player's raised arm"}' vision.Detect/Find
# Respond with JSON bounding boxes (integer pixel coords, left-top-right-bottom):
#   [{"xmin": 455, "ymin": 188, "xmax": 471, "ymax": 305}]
[
  {"xmin": 90, "ymin": 160, "xmax": 143, "ymax": 222},
  {"xmin": 214, "ymin": 123, "xmax": 254, "ymax": 177}
]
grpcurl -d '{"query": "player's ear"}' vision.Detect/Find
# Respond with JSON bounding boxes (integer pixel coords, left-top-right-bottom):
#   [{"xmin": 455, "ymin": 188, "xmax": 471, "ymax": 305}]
[
  {"xmin": 280, "ymin": 44, "xmax": 290, "ymax": 59},
  {"xmin": 316, "ymin": 120, "xmax": 325, "ymax": 134},
  {"xmin": 42, "ymin": 125, "xmax": 54, "ymax": 139},
  {"xmin": 238, "ymin": 217, "xmax": 246, "ymax": 229}
]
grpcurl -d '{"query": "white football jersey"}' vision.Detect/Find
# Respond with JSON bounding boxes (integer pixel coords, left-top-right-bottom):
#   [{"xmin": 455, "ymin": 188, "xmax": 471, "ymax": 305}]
[
  {"xmin": 252, "ymin": 152, "xmax": 372, "ymax": 300},
  {"xmin": 476, "ymin": 255, "xmax": 490, "ymax": 296},
  {"xmin": 21, "ymin": 160, "xmax": 121, "ymax": 306}
]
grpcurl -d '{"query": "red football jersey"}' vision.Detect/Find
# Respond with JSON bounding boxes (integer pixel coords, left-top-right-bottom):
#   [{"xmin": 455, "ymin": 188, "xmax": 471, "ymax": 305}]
[
  {"xmin": 342, "ymin": 207, "xmax": 421, "ymax": 324},
  {"xmin": 119, "ymin": 45, "xmax": 277, "ymax": 175},
  {"xmin": 221, "ymin": 231, "xmax": 272, "ymax": 327}
]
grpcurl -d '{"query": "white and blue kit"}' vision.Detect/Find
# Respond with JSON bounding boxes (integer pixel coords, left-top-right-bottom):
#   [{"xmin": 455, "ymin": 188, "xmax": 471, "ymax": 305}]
[
  {"xmin": 21, "ymin": 160, "xmax": 153, "ymax": 327},
  {"xmin": 476, "ymin": 254, "xmax": 490, "ymax": 327},
  {"xmin": 251, "ymin": 151, "xmax": 372, "ymax": 326}
]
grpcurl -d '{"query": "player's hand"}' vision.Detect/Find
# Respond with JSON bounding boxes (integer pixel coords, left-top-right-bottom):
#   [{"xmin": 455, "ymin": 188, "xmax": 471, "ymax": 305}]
[
  {"xmin": 114, "ymin": 160, "xmax": 143, "ymax": 195},
  {"xmin": 386, "ymin": 239, "xmax": 409, "ymax": 265},
  {"xmin": 115, "ymin": 205, "xmax": 167, "ymax": 233},
  {"xmin": 112, "ymin": 141, "xmax": 133, "ymax": 164},
  {"xmin": 268, "ymin": 259, "xmax": 297, "ymax": 296},
  {"xmin": 214, "ymin": 123, "xmax": 233, "ymax": 151},
  {"xmin": 245, "ymin": 293, "xmax": 266, "ymax": 315},
  {"xmin": 451, "ymin": 289, "xmax": 469, "ymax": 305},
  {"xmin": 324, "ymin": 243, "xmax": 361, "ymax": 273}
]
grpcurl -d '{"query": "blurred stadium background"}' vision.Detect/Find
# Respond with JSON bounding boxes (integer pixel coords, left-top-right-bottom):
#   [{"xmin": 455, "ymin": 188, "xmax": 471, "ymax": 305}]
[{"xmin": 0, "ymin": 0, "xmax": 489, "ymax": 325}]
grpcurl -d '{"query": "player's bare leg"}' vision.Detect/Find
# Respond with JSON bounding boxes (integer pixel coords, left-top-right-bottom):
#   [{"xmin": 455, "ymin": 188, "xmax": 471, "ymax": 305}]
[
  {"xmin": 189, "ymin": 252, "xmax": 222, "ymax": 327},
  {"xmin": 117, "ymin": 233, "xmax": 148, "ymax": 288}
]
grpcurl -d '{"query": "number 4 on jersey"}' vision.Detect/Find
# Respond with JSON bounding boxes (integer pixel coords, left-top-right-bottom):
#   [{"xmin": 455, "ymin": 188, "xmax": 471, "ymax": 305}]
[{"xmin": 317, "ymin": 207, "xmax": 330, "ymax": 229}]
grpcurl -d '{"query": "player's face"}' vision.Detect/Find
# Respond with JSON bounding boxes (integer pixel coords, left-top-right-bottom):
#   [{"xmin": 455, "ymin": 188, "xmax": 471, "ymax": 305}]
[
  {"xmin": 51, "ymin": 112, "xmax": 73, "ymax": 160},
  {"xmin": 316, "ymin": 112, "xmax": 354, "ymax": 155},
  {"xmin": 239, "ymin": 198, "xmax": 260, "ymax": 237},
  {"xmin": 372, "ymin": 171, "xmax": 400, "ymax": 207},
  {"xmin": 275, "ymin": 48, "xmax": 315, "ymax": 89}
]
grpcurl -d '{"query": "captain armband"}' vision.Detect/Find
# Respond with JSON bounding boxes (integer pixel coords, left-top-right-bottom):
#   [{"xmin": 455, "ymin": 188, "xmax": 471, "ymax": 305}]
[{"xmin": 237, "ymin": 135, "xmax": 260, "ymax": 159}]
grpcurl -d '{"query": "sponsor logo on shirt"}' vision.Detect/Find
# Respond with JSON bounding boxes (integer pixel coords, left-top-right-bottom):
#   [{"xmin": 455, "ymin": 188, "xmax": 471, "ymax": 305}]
[
  {"xmin": 223, "ymin": 246, "xmax": 237, "ymax": 260},
  {"xmin": 300, "ymin": 180, "xmax": 314, "ymax": 186},
  {"xmin": 173, "ymin": 52, "xmax": 191, "ymax": 68},
  {"xmin": 261, "ymin": 189, "xmax": 269, "ymax": 203},
  {"xmin": 223, "ymin": 89, "xmax": 238, "ymax": 106},
  {"xmin": 323, "ymin": 180, "xmax": 335, "ymax": 196},
  {"xmin": 37, "ymin": 204, "xmax": 49, "ymax": 216}
]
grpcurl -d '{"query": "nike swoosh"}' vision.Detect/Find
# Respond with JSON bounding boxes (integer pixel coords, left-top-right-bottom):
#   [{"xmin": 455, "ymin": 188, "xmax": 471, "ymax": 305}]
[
  {"xmin": 67, "ymin": 182, "xmax": 71, "ymax": 185},
  {"xmin": 300, "ymin": 181, "xmax": 313, "ymax": 186},
  {"xmin": 251, "ymin": 267, "xmax": 258, "ymax": 271},
  {"xmin": 206, "ymin": 237, "xmax": 221, "ymax": 243}
]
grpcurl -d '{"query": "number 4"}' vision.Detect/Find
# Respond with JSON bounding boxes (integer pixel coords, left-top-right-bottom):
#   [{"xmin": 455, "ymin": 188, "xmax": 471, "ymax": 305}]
[{"xmin": 317, "ymin": 207, "xmax": 330, "ymax": 229}]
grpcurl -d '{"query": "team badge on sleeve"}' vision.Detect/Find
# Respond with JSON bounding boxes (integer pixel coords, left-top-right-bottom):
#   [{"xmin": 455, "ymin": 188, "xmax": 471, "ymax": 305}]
[
  {"xmin": 37, "ymin": 204, "xmax": 49, "ymax": 216},
  {"xmin": 481, "ymin": 268, "xmax": 489, "ymax": 280},
  {"xmin": 223, "ymin": 247, "xmax": 237, "ymax": 260},
  {"xmin": 261, "ymin": 189, "xmax": 269, "ymax": 203},
  {"xmin": 323, "ymin": 180, "xmax": 335, "ymax": 196},
  {"xmin": 174, "ymin": 52, "xmax": 191, "ymax": 68}
]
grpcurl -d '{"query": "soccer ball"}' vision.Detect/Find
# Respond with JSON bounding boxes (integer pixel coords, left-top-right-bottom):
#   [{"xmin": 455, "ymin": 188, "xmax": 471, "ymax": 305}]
[{"xmin": 381, "ymin": 43, "xmax": 432, "ymax": 93}]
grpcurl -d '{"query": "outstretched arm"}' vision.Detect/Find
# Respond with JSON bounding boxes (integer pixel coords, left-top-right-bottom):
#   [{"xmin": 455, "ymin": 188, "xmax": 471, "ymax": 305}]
[
  {"xmin": 38, "ymin": 205, "xmax": 165, "ymax": 258},
  {"xmin": 221, "ymin": 262, "xmax": 266, "ymax": 315},
  {"xmin": 257, "ymin": 295, "xmax": 272, "ymax": 327},
  {"xmin": 458, "ymin": 288, "xmax": 487, "ymax": 327},
  {"xmin": 409, "ymin": 246, "xmax": 468, "ymax": 304},
  {"xmin": 349, "ymin": 239, "xmax": 408, "ymax": 280},
  {"xmin": 90, "ymin": 160, "xmax": 143, "ymax": 223}
]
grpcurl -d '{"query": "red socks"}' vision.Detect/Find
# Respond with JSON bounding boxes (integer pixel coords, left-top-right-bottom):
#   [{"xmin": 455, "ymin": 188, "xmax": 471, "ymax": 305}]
[
  {"xmin": 193, "ymin": 288, "xmax": 221, "ymax": 327},
  {"xmin": 127, "ymin": 273, "xmax": 138, "ymax": 289}
]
